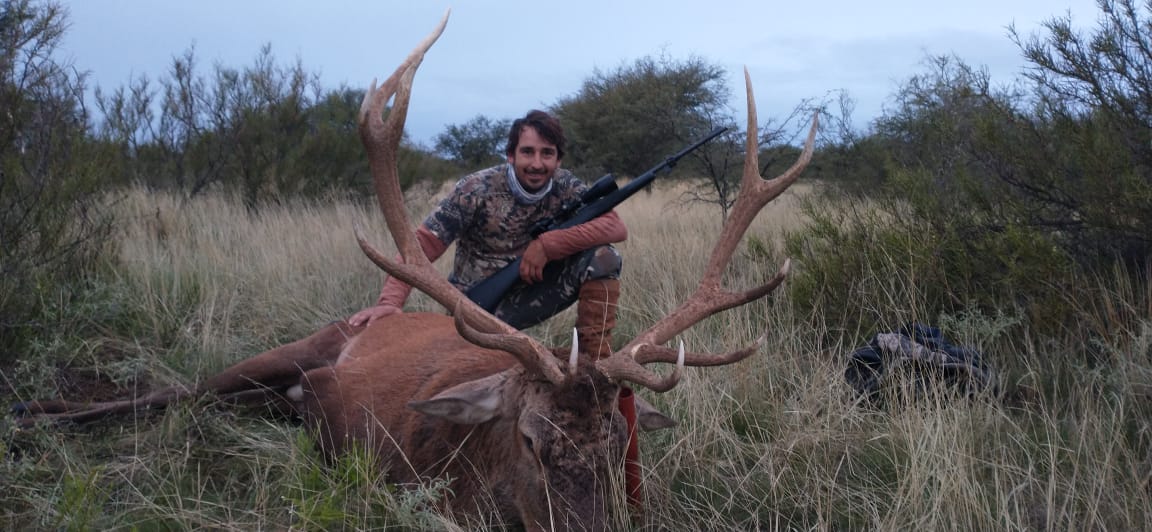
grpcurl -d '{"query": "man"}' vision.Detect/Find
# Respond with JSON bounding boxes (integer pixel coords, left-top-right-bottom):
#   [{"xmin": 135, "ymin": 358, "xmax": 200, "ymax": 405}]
[
  {"xmin": 349, "ymin": 109, "xmax": 626, "ymax": 358},
  {"xmin": 351, "ymin": 109, "xmax": 641, "ymax": 508}
]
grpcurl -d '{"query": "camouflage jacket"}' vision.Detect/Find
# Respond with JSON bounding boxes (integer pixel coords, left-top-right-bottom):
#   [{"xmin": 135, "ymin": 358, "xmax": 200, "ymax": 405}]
[{"xmin": 422, "ymin": 164, "xmax": 588, "ymax": 291}]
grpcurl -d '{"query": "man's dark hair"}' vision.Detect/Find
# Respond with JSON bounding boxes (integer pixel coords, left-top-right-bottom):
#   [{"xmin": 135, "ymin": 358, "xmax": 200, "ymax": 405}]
[{"xmin": 505, "ymin": 110, "xmax": 566, "ymax": 160}]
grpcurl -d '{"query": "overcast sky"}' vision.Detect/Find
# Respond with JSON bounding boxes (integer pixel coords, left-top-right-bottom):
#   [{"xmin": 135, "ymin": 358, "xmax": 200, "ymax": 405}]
[{"xmin": 62, "ymin": 1, "xmax": 1102, "ymax": 146}]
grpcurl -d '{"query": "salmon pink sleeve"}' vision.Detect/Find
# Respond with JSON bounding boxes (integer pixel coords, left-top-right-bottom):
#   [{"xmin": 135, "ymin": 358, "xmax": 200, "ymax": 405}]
[
  {"xmin": 535, "ymin": 210, "xmax": 627, "ymax": 261},
  {"xmin": 375, "ymin": 226, "xmax": 450, "ymax": 307}
]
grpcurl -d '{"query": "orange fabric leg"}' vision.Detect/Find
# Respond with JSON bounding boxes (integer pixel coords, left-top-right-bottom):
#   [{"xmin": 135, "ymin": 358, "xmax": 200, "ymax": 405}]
[
  {"xmin": 576, "ymin": 278, "xmax": 620, "ymax": 359},
  {"xmin": 618, "ymin": 386, "xmax": 643, "ymax": 510}
]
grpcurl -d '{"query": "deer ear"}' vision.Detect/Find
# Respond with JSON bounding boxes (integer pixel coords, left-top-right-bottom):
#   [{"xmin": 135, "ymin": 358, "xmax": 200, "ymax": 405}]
[
  {"xmin": 408, "ymin": 371, "xmax": 509, "ymax": 424},
  {"xmin": 634, "ymin": 395, "xmax": 678, "ymax": 431}
]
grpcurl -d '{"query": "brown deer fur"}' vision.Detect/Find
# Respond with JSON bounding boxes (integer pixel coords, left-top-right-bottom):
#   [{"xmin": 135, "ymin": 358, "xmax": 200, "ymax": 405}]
[{"xmin": 298, "ymin": 313, "xmax": 626, "ymax": 527}]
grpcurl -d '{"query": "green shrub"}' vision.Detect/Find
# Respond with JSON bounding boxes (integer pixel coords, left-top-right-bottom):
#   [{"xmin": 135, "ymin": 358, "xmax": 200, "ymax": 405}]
[
  {"xmin": 784, "ymin": 180, "xmax": 1076, "ymax": 344},
  {"xmin": 1, "ymin": 1, "xmax": 116, "ymax": 363}
]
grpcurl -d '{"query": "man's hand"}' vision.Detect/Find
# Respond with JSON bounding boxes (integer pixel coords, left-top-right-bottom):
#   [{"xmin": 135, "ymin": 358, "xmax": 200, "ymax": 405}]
[
  {"xmin": 348, "ymin": 304, "xmax": 402, "ymax": 327},
  {"xmin": 519, "ymin": 239, "xmax": 548, "ymax": 284}
]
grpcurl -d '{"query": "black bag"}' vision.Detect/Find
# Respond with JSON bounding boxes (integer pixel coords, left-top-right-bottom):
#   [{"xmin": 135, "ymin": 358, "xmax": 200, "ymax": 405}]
[{"xmin": 845, "ymin": 323, "xmax": 995, "ymax": 404}]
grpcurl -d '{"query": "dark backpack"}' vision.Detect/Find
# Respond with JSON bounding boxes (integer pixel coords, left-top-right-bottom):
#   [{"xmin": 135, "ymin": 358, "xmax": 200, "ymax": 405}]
[{"xmin": 845, "ymin": 323, "xmax": 995, "ymax": 404}]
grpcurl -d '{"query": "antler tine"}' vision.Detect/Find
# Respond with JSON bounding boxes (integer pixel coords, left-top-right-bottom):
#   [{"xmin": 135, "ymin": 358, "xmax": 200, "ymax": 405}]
[
  {"xmin": 357, "ymin": 239, "xmax": 567, "ymax": 384},
  {"xmin": 452, "ymin": 302, "xmax": 566, "ymax": 383},
  {"xmin": 596, "ymin": 341, "xmax": 686, "ymax": 392},
  {"xmin": 598, "ymin": 68, "xmax": 816, "ymax": 391},
  {"xmin": 359, "ymin": 10, "xmax": 449, "ymax": 265},
  {"xmin": 355, "ymin": 11, "xmax": 566, "ymax": 385}
]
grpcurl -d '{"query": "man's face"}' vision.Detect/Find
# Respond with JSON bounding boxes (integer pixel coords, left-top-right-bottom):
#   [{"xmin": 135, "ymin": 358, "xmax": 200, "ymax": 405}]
[{"xmin": 507, "ymin": 126, "xmax": 559, "ymax": 192}]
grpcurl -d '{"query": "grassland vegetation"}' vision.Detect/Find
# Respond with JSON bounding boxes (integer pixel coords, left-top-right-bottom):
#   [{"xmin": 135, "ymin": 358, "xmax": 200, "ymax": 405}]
[
  {"xmin": 4, "ymin": 0, "xmax": 1152, "ymax": 528},
  {"xmin": 3, "ymin": 180, "xmax": 1151, "ymax": 530},
  {"xmin": 1, "ymin": 0, "xmax": 117, "ymax": 367}
]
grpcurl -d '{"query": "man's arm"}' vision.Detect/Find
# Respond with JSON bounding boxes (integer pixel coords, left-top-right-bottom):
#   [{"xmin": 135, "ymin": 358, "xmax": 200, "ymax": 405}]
[
  {"xmin": 349, "ymin": 225, "xmax": 449, "ymax": 326},
  {"xmin": 520, "ymin": 210, "xmax": 627, "ymax": 283},
  {"xmin": 535, "ymin": 210, "xmax": 627, "ymax": 260}
]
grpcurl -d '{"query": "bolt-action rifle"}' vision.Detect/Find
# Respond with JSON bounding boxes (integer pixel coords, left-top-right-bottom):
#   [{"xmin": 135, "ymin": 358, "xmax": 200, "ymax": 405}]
[{"xmin": 465, "ymin": 126, "xmax": 728, "ymax": 312}]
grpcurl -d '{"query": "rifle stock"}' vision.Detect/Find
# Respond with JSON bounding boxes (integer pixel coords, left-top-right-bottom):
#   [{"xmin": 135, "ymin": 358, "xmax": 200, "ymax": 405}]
[
  {"xmin": 465, "ymin": 126, "xmax": 728, "ymax": 312},
  {"xmin": 467, "ymin": 260, "xmax": 525, "ymax": 311}
]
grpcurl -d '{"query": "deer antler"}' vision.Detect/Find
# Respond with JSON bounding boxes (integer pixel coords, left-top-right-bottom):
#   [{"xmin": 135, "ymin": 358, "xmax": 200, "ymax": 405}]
[
  {"xmin": 355, "ymin": 11, "xmax": 566, "ymax": 385},
  {"xmin": 597, "ymin": 68, "xmax": 818, "ymax": 391}
]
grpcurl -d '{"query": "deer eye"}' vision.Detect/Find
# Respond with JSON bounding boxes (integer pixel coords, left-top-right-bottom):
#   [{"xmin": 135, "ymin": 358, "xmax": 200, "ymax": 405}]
[{"xmin": 522, "ymin": 434, "xmax": 535, "ymax": 453}]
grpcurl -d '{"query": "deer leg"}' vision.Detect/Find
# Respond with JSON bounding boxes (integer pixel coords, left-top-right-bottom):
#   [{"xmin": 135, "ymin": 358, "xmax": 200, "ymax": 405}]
[
  {"xmin": 212, "ymin": 387, "xmax": 299, "ymax": 420},
  {"xmin": 195, "ymin": 321, "xmax": 362, "ymax": 394},
  {"xmin": 11, "ymin": 399, "xmax": 100, "ymax": 415},
  {"xmin": 13, "ymin": 385, "xmax": 193, "ymax": 427},
  {"xmin": 11, "ymin": 321, "xmax": 362, "ymax": 426}
]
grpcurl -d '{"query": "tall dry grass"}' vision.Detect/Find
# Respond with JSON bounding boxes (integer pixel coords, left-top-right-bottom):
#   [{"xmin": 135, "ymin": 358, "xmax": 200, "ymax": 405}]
[{"xmin": 2, "ymin": 180, "xmax": 1150, "ymax": 530}]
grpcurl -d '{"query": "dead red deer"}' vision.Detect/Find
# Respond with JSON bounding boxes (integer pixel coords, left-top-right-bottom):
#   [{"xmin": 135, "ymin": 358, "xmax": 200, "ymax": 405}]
[{"xmin": 12, "ymin": 10, "xmax": 816, "ymax": 531}]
